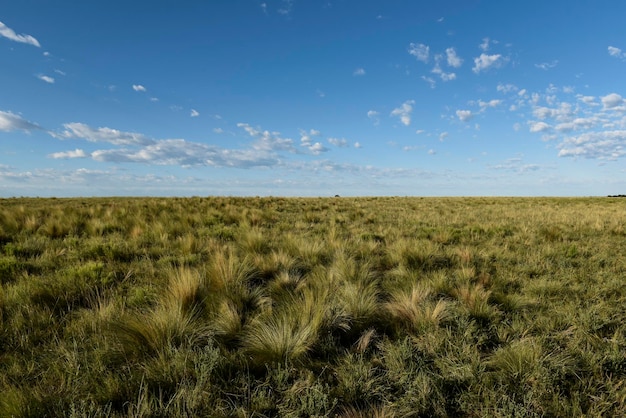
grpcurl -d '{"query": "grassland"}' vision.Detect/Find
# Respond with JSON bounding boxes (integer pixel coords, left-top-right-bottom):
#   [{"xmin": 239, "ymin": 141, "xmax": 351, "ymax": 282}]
[{"xmin": 0, "ymin": 196, "xmax": 625, "ymax": 417}]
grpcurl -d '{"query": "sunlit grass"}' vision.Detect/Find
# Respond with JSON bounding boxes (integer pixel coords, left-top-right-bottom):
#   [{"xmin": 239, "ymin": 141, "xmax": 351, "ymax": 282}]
[{"xmin": 1, "ymin": 196, "xmax": 625, "ymax": 416}]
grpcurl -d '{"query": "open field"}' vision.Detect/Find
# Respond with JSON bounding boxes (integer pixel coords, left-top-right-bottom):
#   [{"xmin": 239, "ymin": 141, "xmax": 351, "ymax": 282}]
[{"xmin": 1, "ymin": 196, "xmax": 625, "ymax": 417}]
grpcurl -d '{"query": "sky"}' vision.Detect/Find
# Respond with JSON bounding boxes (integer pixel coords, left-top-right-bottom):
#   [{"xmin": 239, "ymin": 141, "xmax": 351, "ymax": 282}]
[{"xmin": 1, "ymin": 0, "xmax": 626, "ymax": 197}]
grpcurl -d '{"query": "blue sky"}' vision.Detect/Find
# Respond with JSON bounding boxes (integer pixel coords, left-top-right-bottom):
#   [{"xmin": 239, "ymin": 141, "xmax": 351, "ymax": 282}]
[{"xmin": 1, "ymin": 0, "xmax": 625, "ymax": 197}]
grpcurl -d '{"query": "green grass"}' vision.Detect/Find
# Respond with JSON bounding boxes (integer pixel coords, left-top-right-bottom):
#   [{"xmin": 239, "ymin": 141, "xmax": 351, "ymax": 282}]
[{"xmin": 0, "ymin": 196, "xmax": 625, "ymax": 416}]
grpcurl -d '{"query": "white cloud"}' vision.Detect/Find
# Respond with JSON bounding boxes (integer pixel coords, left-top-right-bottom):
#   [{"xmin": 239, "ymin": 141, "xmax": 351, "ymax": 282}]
[
  {"xmin": 37, "ymin": 74, "xmax": 55, "ymax": 84},
  {"xmin": 558, "ymin": 130, "xmax": 626, "ymax": 160},
  {"xmin": 308, "ymin": 142, "xmax": 328, "ymax": 155},
  {"xmin": 472, "ymin": 53, "xmax": 504, "ymax": 73},
  {"xmin": 439, "ymin": 132, "xmax": 449, "ymax": 141},
  {"xmin": 489, "ymin": 158, "xmax": 541, "ymax": 173},
  {"xmin": 0, "ymin": 110, "xmax": 42, "ymax": 132},
  {"xmin": 367, "ymin": 110, "xmax": 380, "ymax": 125},
  {"xmin": 608, "ymin": 46, "xmax": 626, "ymax": 59},
  {"xmin": 0, "ymin": 21, "xmax": 40, "ymax": 47},
  {"xmin": 132, "ymin": 84, "xmax": 147, "ymax": 92},
  {"xmin": 353, "ymin": 68, "xmax": 366, "ymax": 76},
  {"xmin": 578, "ymin": 95, "xmax": 597, "ymax": 105},
  {"xmin": 277, "ymin": 0, "xmax": 294, "ymax": 16},
  {"xmin": 58, "ymin": 123, "xmax": 155, "ymax": 146},
  {"xmin": 446, "ymin": 47, "xmax": 463, "ymax": 68},
  {"xmin": 529, "ymin": 121, "xmax": 551, "ymax": 133},
  {"xmin": 601, "ymin": 93, "xmax": 624, "ymax": 109},
  {"xmin": 54, "ymin": 69, "xmax": 66, "ymax": 76},
  {"xmin": 190, "ymin": 109, "xmax": 200, "ymax": 117},
  {"xmin": 48, "ymin": 149, "xmax": 87, "ymax": 159},
  {"xmin": 428, "ymin": 149, "xmax": 436, "ymax": 155},
  {"xmin": 535, "ymin": 60, "xmax": 559, "ymax": 70},
  {"xmin": 497, "ymin": 83, "xmax": 518, "ymax": 93},
  {"xmin": 354, "ymin": 142, "xmax": 362, "ymax": 148},
  {"xmin": 328, "ymin": 137, "xmax": 348, "ymax": 147},
  {"xmin": 213, "ymin": 128, "xmax": 224, "ymax": 134},
  {"xmin": 431, "ymin": 57, "xmax": 456, "ymax": 81},
  {"xmin": 555, "ymin": 117, "xmax": 598, "ymax": 132},
  {"xmin": 456, "ymin": 110, "xmax": 473, "ymax": 122},
  {"xmin": 478, "ymin": 99, "xmax": 501, "ymax": 111},
  {"xmin": 237, "ymin": 123, "xmax": 295, "ymax": 152},
  {"xmin": 299, "ymin": 129, "xmax": 320, "ymax": 146},
  {"xmin": 421, "ymin": 76, "xmax": 436, "ymax": 88},
  {"xmin": 408, "ymin": 43, "xmax": 429, "ymax": 62},
  {"xmin": 390, "ymin": 100, "xmax": 415, "ymax": 126},
  {"xmin": 479, "ymin": 37, "xmax": 490, "ymax": 52}
]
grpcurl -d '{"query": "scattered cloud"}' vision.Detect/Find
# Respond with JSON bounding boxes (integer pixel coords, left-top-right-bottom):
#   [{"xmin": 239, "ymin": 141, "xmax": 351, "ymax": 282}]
[
  {"xmin": 408, "ymin": 43, "xmax": 429, "ymax": 62},
  {"xmin": 0, "ymin": 21, "xmax": 40, "ymax": 47},
  {"xmin": 57, "ymin": 123, "xmax": 155, "ymax": 146},
  {"xmin": 367, "ymin": 110, "xmax": 380, "ymax": 125},
  {"xmin": 601, "ymin": 93, "xmax": 624, "ymax": 109},
  {"xmin": 535, "ymin": 60, "xmax": 559, "ymax": 70},
  {"xmin": 190, "ymin": 109, "xmax": 200, "ymax": 117},
  {"xmin": 37, "ymin": 74, "xmax": 55, "ymax": 84},
  {"xmin": 608, "ymin": 46, "xmax": 626, "ymax": 60},
  {"xmin": 472, "ymin": 53, "xmax": 505, "ymax": 73},
  {"xmin": 431, "ymin": 55, "xmax": 456, "ymax": 81},
  {"xmin": 439, "ymin": 132, "xmax": 449, "ymax": 141},
  {"xmin": 558, "ymin": 130, "xmax": 626, "ymax": 160},
  {"xmin": 479, "ymin": 37, "xmax": 491, "ymax": 52},
  {"xmin": 497, "ymin": 83, "xmax": 518, "ymax": 93},
  {"xmin": 299, "ymin": 128, "xmax": 321, "ymax": 147},
  {"xmin": 354, "ymin": 142, "xmax": 362, "ymax": 148},
  {"xmin": 213, "ymin": 128, "xmax": 224, "ymax": 134},
  {"xmin": 390, "ymin": 100, "xmax": 415, "ymax": 126},
  {"xmin": 132, "ymin": 84, "xmax": 147, "ymax": 92},
  {"xmin": 446, "ymin": 48, "xmax": 463, "ymax": 68},
  {"xmin": 353, "ymin": 67, "xmax": 366, "ymax": 76},
  {"xmin": 48, "ymin": 149, "xmax": 87, "ymax": 159},
  {"xmin": 489, "ymin": 157, "xmax": 541, "ymax": 173},
  {"xmin": 529, "ymin": 121, "xmax": 551, "ymax": 133},
  {"xmin": 421, "ymin": 76, "xmax": 436, "ymax": 88},
  {"xmin": 277, "ymin": 0, "xmax": 294, "ymax": 16},
  {"xmin": 0, "ymin": 110, "xmax": 42, "ymax": 132},
  {"xmin": 328, "ymin": 137, "xmax": 348, "ymax": 147},
  {"xmin": 456, "ymin": 110, "xmax": 473, "ymax": 122},
  {"xmin": 260, "ymin": 2, "xmax": 268, "ymax": 14}
]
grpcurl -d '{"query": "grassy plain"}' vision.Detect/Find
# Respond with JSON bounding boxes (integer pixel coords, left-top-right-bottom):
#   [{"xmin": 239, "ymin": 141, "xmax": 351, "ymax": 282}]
[{"xmin": 0, "ymin": 196, "xmax": 625, "ymax": 417}]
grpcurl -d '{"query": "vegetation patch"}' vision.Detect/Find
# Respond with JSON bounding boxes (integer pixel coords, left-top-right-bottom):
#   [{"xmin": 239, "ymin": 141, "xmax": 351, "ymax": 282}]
[{"xmin": 0, "ymin": 196, "xmax": 625, "ymax": 416}]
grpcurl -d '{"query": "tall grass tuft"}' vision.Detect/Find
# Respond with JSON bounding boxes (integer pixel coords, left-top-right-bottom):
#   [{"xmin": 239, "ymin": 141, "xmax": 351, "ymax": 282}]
[{"xmin": 241, "ymin": 288, "xmax": 327, "ymax": 365}]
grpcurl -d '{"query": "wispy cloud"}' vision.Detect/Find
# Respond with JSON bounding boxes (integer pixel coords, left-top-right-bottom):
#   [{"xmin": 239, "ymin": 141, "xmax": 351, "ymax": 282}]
[
  {"xmin": 328, "ymin": 137, "xmax": 348, "ymax": 147},
  {"xmin": 367, "ymin": 110, "xmax": 380, "ymax": 125},
  {"xmin": 132, "ymin": 84, "xmax": 147, "ymax": 92},
  {"xmin": 0, "ymin": 21, "xmax": 40, "ymax": 47},
  {"xmin": 0, "ymin": 110, "xmax": 42, "ymax": 132},
  {"xmin": 390, "ymin": 100, "xmax": 415, "ymax": 126},
  {"xmin": 37, "ymin": 74, "xmax": 55, "ymax": 84},
  {"xmin": 57, "ymin": 123, "xmax": 155, "ymax": 146},
  {"xmin": 456, "ymin": 110, "xmax": 473, "ymax": 122},
  {"xmin": 479, "ymin": 37, "xmax": 491, "ymax": 52},
  {"xmin": 48, "ymin": 149, "xmax": 87, "ymax": 159},
  {"xmin": 353, "ymin": 67, "xmax": 366, "ymax": 76},
  {"xmin": 190, "ymin": 109, "xmax": 200, "ymax": 117},
  {"xmin": 277, "ymin": 0, "xmax": 294, "ymax": 16},
  {"xmin": 408, "ymin": 43, "xmax": 429, "ymax": 63},
  {"xmin": 472, "ymin": 53, "xmax": 505, "ymax": 73},
  {"xmin": 535, "ymin": 60, "xmax": 559, "ymax": 70},
  {"xmin": 608, "ymin": 46, "xmax": 626, "ymax": 60},
  {"xmin": 446, "ymin": 47, "xmax": 463, "ymax": 68}
]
